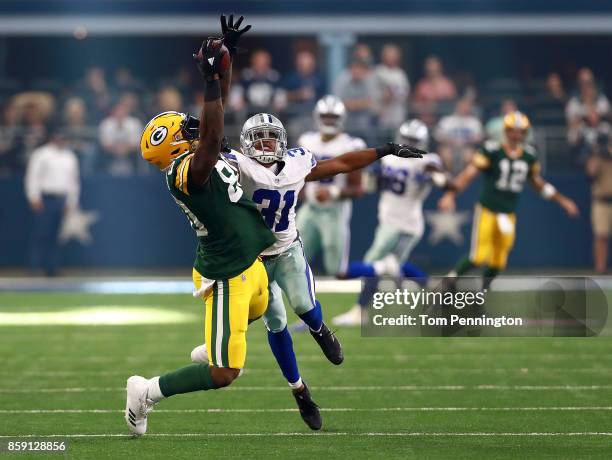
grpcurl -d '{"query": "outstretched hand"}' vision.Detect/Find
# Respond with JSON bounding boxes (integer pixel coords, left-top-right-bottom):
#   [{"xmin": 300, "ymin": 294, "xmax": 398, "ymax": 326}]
[
  {"xmin": 376, "ymin": 142, "xmax": 428, "ymax": 159},
  {"xmin": 193, "ymin": 37, "xmax": 228, "ymax": 80},
  {"xmin": 220, "ymin": 14, "xmax": 252, "ymax": 56}
]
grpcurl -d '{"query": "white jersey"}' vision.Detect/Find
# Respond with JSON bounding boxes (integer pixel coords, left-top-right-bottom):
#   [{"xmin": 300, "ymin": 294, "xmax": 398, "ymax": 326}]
[
  {"xmin": 298, "ymin": 132, "xmax": 366, "ymax": 211},
  {"xmin": 378, "ymin": 153, "xmax": 442, "ymax": 237},
  {"xmin": 227, "ymin": 147, "xmax": 317, "ymax": 256}
]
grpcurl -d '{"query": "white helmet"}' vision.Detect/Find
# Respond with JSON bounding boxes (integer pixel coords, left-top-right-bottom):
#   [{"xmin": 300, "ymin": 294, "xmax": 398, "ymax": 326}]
[
  {"xmin": 240, "ymin": 113, "xmax": 288, "ymax": 164},
  {"xmin": 314, "ymin": 95, "xmax": 346, "ymax": 136},
  {"xmin": 396, "ymin": 119, "xmax": 429, "ymax": 151}
]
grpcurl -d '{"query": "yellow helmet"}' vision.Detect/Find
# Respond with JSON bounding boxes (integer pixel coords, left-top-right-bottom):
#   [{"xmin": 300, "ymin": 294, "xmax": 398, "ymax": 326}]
[
  {"xmin": 503, "ymin": 111, "xmax": 530, "ymax": 131},
  {"xmin": 140, "ymin": 111, "xmax": 200, "ymax": 170}
]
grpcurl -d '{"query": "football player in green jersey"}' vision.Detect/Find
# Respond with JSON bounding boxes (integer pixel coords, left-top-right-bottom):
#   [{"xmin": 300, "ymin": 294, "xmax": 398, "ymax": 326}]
[
  {"xmin": 438, "ymin": 111, "xmax": 579, "ymax": 290},
  {"xmin": 124, "ymin": 17, "xmax": 282, "ymax": 436}
]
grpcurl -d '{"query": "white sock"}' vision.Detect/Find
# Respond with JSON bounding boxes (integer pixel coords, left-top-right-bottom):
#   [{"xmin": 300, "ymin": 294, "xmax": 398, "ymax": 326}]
[
  {"xmin": 288, "ymin": 377, "xmax": 303, "ymax": 390},
  {"xmin": 147, "ymin": 376, "xmax": 165, "ymax": 403}
]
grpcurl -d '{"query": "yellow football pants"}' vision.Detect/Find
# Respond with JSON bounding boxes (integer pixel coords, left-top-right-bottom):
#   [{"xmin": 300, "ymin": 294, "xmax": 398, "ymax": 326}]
[
  {"xmin": 469, "ymin": 204, "xmax": 516, "ymax": 270},
  {"xmin": 192, "ymin": 259, "xmax": 268, "ymax": 370}
]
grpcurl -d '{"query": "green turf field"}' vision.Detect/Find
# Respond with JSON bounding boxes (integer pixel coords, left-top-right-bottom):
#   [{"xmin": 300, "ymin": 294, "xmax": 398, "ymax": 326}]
[{"xmin": 1, "ymin": 292, "xmax": 612, "ymax": 459}]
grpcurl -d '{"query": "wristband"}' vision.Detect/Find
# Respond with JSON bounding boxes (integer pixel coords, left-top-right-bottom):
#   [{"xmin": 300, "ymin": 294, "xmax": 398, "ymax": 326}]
[
  {"xmin": 204, "ymin": 79, "xmax": 221, "ymax": 101},
  {"xmin": 541, "ymin": 183, "xmax": 556, "ymax": 200}
]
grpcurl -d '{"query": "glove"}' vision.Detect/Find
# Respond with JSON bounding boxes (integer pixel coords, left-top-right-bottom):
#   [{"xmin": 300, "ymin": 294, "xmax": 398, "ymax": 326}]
[
  {"xmin": 375, "ymin": 142, "xmax": 427, "ymax": 159},
  {"xmin": 193, "ymin": 37, "xmax": 228, "ymax": 80},
  {"xmin": 220, "ymin": 14, "xmax": 252, "ymax": 57}
]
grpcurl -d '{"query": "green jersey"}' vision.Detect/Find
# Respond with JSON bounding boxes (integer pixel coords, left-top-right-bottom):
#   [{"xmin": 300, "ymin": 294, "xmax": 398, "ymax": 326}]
[
  {"xmin": 167, "ymin": 153, "xmax": 276, "ymax": 280},
  {"xmin": 473, "ymin": 140, "xmax": 540, "ymax": 213}
]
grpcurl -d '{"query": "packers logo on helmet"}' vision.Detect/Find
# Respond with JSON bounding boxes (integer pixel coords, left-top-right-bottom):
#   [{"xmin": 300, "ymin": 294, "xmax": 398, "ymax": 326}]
[
  {"xmin": 503, "ymin": 111, "xmax": 530, "ymax": 131},
  {"xmin": 140, "ymin": 111, "xmax": 200, "ymax": 170}
]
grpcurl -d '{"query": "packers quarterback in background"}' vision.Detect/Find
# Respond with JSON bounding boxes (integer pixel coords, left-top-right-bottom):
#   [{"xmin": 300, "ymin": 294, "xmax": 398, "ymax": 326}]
[{"xmin": 438, "ymin": 111, "xmax": 579, "ymax": 290}]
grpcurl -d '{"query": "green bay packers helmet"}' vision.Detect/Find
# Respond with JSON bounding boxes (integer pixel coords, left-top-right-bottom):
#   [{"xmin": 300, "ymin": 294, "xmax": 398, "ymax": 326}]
[
  {"xmin": 140, "ymin": 111, "xmax": 200, "ymax": 170},
  {"xmin": 503, "ymin": 111, "xmax": 530, "ymax": 131}
]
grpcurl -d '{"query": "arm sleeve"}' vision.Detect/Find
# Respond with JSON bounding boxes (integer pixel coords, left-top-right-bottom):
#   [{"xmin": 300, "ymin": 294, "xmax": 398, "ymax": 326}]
[{"xmin": 307, "ymin": 148, "xmax": 317, "ymax": 170}]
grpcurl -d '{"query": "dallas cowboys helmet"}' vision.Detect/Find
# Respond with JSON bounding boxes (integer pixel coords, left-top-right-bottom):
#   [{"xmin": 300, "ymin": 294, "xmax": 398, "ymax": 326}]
[
  {"xmin": 396, "ymin": 119, "xmax": 429, "ymax": 151},
  {"xmin": 314, "ymin": 95, "xmax": 346, "ymax": 136},
  {"xmin": 240, "ymin": 113, "xmax": 288, "ymax": 164}
]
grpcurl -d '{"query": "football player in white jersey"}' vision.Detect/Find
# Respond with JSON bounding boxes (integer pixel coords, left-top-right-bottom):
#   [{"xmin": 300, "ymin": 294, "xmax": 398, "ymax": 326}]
[
  {"xmin": 296, "ymin": 95, "xmax": 367, "ymax": 276},
  {"xmin": 333, "ymin": 119, "xmax": 453, "ymax": 326},
  {"xmin": 211, "ymin": 113, "xmax": 426, "ymax": 426}
]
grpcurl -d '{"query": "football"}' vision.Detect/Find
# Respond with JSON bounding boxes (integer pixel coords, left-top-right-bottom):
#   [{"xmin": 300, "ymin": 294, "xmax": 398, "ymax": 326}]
[{"xmin": 195, "ymin": 39, "xmax": 231, "ymax": 73}]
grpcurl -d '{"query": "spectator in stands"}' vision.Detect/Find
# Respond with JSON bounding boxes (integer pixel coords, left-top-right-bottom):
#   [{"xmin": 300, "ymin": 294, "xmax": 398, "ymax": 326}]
[
  {"xmin": 114, "ymin": 68, "xmax": 142, "ymax": 93},
  {"xmin": 155, "ymin": 86, "xmax": 183, "ymax": 114},
  {"xmin": 485, "ymin": 99, "xmax": 517, "ymax": 143},
  {"xmin": 576, "ymin": 67, "xmax": 596, "ymax": 91},
  {"xmin": 435, "ymin": 97, "xmax": 483, "ymax": 172},
  {"xmin": 0, "ymin": 102, "xmax": 22, "ymax": 176},
  {"xmin": 278, "ymin": 49, "xmax": 325, "ymax": 139},
  {"xmin": 231, "ymin": 49, "xmax": 281, "ymax": 116},
  {"xmin": 375, "ymin": 43, "xmax": 410, "ymax": 132},
  {"xmin": 77, "ymin": 67, "xmax": 112, "ymax": 122},
  {"xmin": 586, "ymin": 140, "xmax": 612, "ymax": 274},
  {"xmin": 568, "ymin": 107, "xmax": 612, "ymax": 158},
  {"xmin": 532, "ymin": 72, "xmax": 567, "ymax": 125},
  {"xmin": 25, "ymin": 125, "xmax": 79, "ymax": 277},
  {"xmin": 187, "ymin": 90, "xmax": 205, "ymax": 118},
  {"xmin": 63, "ymin": 97, "xmax": 98, "ymax": 175},
  {"xmin": 279, "ymin": 50, "xmax": 324, "ymax": 117},
  {"xmin": 333, "ymin": 58, "xmax": 381, "ymax": 143},
  {"xmin": 173, "ymin": 68, "xmax": 195, "ymax": 102},
  {"xmin": 566, "ymin": 70, "xmax": 610, "ymax": 127},
  {"xmin": 20, "ymin": 99, "xmax": 50, "ymax": 162},
  {"xmin": 544, "ymin": 72, "xmax": 567, "ymax": 109},
  {"xmin": 352, "ymin": 43, "xmax": 374, "ymax": 67},
  {"xmin": 413, "ymin": 55, "xmax": 457, "ymax": 105},
  {"xmin": 99, "ymin": 99, "xmax": 143, "ymax": 176}
]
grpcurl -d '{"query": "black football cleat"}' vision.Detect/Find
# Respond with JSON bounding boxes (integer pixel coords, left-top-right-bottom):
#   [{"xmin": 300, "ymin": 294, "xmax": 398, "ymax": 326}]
[
  {"xmin": 310, "ymin": 322, "xmax": 344, "ymax": 365},
  {"xmin": 292, "ymin": 381, "xmax": 322, "ymax": 430}
]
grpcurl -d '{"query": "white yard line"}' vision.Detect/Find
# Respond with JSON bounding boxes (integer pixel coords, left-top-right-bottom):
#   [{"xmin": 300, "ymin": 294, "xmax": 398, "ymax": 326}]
[
  {"xmin": 0, "ymin": 432, "xmax": 611, "ymax": 439},
  {"xmin": 1, "ymin": 384, "xmax": 612, "ymax": 393},
  {"xmin": 2, "ymin": 407, "xmax": 612, "ymax": 414},
  {"xmin": 3, "ymin": 353, "xmax": 610, "ymax": 363},
  {"xmin": 1, "ymin": 367, "xmax": 609, "ymax": 377}
]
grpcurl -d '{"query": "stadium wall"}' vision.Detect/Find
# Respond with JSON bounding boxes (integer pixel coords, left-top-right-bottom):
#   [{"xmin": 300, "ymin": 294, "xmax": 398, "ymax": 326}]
[{"xmin": 1, "ymin": 175, "xmax": 591, "ymax": 270}]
